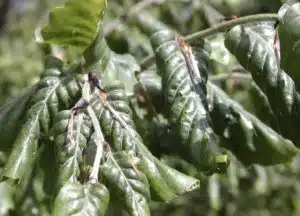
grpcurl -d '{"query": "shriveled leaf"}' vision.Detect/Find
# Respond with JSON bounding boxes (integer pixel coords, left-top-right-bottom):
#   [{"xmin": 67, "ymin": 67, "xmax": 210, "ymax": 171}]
[
  {"xmin": 208, "ymin": 82, "xmax": 298, "ymax": 165},
  {"xmin": 91, "ymin": 83, "xmax": 199, "ymax": 201},
  {"xmin": 225, "ymin": 25, "xmax": 300, "ymax": 147},
  {"xmin": 101, "ymin": 151, "xmax": 151, "ymax": 216},
  {"xmin": 53, "ymin": 182, "xmax": 109, "ymax": 216},
  {"xmin": 41, "ymin": 0, "xmax": 107, "ymax": 52},
  {"xmin": 278, "ymin": 2, "xmax": 300, "ymax": 89},
  {"xmin": 150, "ymin": 29, "xmax": 228, "ymax": 173}
]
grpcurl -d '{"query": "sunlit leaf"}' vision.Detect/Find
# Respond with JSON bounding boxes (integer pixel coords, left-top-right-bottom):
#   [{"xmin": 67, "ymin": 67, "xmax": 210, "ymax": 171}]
[
  {"xmin": 101, "ymin": 151, "xmax": 151, "ymax": 216},
  {"xmin": 151, "ymin": 29, "xmax": 229, "ymax": 173},
  {"xmin": 41, "ymin": 0, "xmax": 107, "ymax": 52},
  {"xmin": 91, "ymin": 83, "xmax": 199, "ymax": 201}
]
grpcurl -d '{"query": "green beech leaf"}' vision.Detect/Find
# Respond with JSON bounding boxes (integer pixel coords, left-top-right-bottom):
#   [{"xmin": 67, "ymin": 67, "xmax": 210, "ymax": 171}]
[
  {"xmin": 101, "ymin": 151, "xmax": 151, "ymax": 216},
  {"xmin": 105, "ymin": 199, "xmax": 129, "ymax": 216},
  {"xmin": 41, "ymin": 0, "xmax": 107, "ymax": 52},
  {"xmin": 0, "ymin": 181, "xmax": 17, "ymax": 215},
  {"xmin": 131, "ymin": 70, "xmax": 167, "ymax": 151},
  {"xmin": 52, "ymin": 182, "xmax": 109, "ymax": 216},
  {"xmin": 27, "ymin": 76, "xmax": 82, "ymax": 134},
  {"xmin": 91, "ymin": 83, "xmax": 199, "ymax": 201},
  {"xmin": 278, "ymin": 2, "xmax": 300, "ymax": 89},
  {"xmin": 0, "ymin": 86, "xmax": 37, "ymax": 152},
  {"xmin": 150, "ymin": 29, "xmax": 229, "ymax": 174},
  {"xmin": 17, "ymin": 141, "xmax": 56, "ymax": 216},
  {"xmin": 51, "ymin": 110, "xmax": 92, "ymax": 190},
  {"xmin": 1, "ymin": 60, "xmax": 82, "ymax": 187},
  {"xmin": 0, "ymin": 117, "xmax": 39, "ymax": 183},
  {"xmin": 208, "ymin": 82, "xmax": 298, "ymax": 165},
  {"xmin": 160, "ymin": 155, "xmax": 200, "ymax": 179},
  {"xmin": 249, "ymin": 82, "xmax": 278, "ymax": 130},
  {"xmin": 278, "ymin": 0, "xmax": 299, "ymax": 19},
  {"xmin": 225, "ymin": 25, "xmax": 300, "ymax": 147},
  {"xmin": 137, "ymin": 144, "xmax": 200, "ymax": 201},
  {"xmin": 84, "ymin": 32, "xmax": 139, "ymax": 96},
  {"xmin": 135, "ymin": 69, "xmax": 163, "ymax": 114}
]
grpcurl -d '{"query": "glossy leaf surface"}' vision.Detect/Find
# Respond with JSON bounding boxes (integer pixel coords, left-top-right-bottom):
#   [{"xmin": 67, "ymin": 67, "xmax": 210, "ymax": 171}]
[
  {"xmin": 208, "ymin": 82, "xmax": 298, "ymax": 165},
  {"xmin": 91, "ymin": 83, "xmax": 199, "ymax": 201},
  {"xmin": 53, "ymin": 182, "xmax": 109, "ymax": 216},
  {"xmin": 84, "ymin": 32, "xmax": 139, "ymax": 96},
  {"xmin": 51, "ymin": 110, "xmax": 92, "ymax": 190},
  {"xmin": 278, "ymin": 2, "xmax": 300, "ymax": 89},
  {"xmin": 151, "ymin": 29, "xmax": 229, "ymax": 173},
  {"xmin": 101, "ymin": 151, "xmax": 151, "ymax": 216},
  {"xmin": 225, "ymin": 25, "xmax": 300, "ymax": 147}
]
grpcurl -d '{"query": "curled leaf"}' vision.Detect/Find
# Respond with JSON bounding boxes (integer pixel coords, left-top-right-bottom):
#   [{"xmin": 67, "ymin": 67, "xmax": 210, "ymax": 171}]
[
  {"xmin": 150, "ymin": 29, "xmax": 228, "ymax": 173},
  {"xmin": 225, "ymin": 25, "xmax": 300, "ymax": 147},
  {"xmin": 208, "ymin": 82, "xmax": 298, "ymax": 165}
]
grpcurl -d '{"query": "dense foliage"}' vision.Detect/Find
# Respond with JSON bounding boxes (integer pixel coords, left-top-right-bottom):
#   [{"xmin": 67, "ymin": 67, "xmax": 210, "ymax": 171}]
[{"xmin": 1, "ymin": 0, "xmax": 300, "ymax": 215}]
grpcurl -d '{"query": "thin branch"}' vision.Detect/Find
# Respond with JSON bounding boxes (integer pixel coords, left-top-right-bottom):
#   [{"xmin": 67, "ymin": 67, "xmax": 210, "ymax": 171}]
[
  {"xmin": 104, "ymin": 0, "xmax": 165, "ymax": 35},
  {"xmin": 184, "ymin": 13, "xmax": 278, "ymax": 42},
  {"xmin": 70, "ymin": 78, "xmax": 107, "ymax": 184},
  {"xmin": 87, "ymin": 106, "xmax": 106, "ymax": 184},
  {"xmin": 140, "ymin": 13, "xmax": 278, "ymax": 69},
  {"xmin": 209, "ymin": 72, "xmax": 252, "ymax": 82}
]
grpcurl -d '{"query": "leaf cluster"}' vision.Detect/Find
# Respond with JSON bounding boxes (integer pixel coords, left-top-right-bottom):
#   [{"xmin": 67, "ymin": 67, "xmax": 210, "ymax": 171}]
[{"xmin": 1, "ymin": 0, "xmax": 300, "ymax": 215}]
